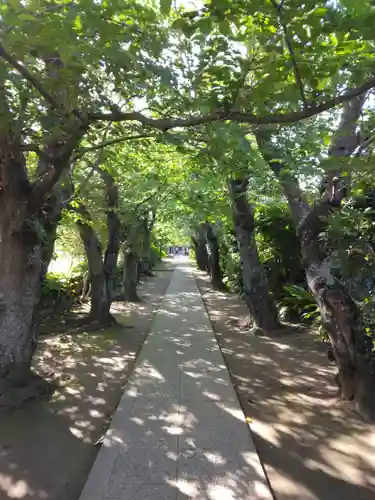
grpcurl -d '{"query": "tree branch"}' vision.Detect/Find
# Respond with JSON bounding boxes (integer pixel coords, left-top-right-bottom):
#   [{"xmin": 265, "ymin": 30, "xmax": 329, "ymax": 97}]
[
  {"xmin": 89, "ymin": 77, "xmax": 375, "ymax": 129},
  {"xmin": 271, "ymin": 0, "xmax": 308, "ymax": 108},
  {"xmin": 355, "ymin": 134, "xmax": 375, "ymax": 157},
  {"xmin": 0, "ymin": 44, "xmax": 62, "ymax": 111},
  {"xmin": 0, "ymin": 44, "xmax": 81, "ymax": 119},
  {"xmin": 30, "ymin": 125, "xmax": 87, "ymax": 207},
  {"xmin": 134, "ymin": 190, "xmax": 160, "ymax": 212},
  {"xmin": 20, "ymin": 143, "xmax": 43, "ymax": 155},
  {"xmin": 76, "ymin": 132, "xmax": 157, "ymax": 157}
]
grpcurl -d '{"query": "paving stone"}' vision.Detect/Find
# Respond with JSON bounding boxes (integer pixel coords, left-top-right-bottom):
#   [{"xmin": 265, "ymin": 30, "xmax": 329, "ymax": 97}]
[
  {"xmin": 176, "ymin": 449, "xmax": 273, "ymax": 500},
  {"xmin": 105, "ymin": 479, "xmax": 179, "ymax": 500},
  {"xmin": 79, "ymin": 263, "xmax": 272, "ymax": 500}
]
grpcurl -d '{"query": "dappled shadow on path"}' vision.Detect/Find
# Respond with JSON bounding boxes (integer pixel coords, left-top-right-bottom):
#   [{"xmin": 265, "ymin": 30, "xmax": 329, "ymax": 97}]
[
  {"xmin": 0, "ymin": 268, "xmax": 173, "ymax": 500},
  {"xmin": 196, "ymin": 271, "xmax": 375, "ymax": 500},
  {"xmin": 81, "ymin": 265, "xmax": 272, "ymax": 500}
]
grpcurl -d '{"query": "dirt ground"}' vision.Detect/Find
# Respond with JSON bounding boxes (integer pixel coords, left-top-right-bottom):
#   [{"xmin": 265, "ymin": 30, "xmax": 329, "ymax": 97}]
[
  {"xmin": 0, "ymin": 265, "xmax": 174, "ymax": 500},
  {"xmin": 196, "ymin": 271, "xmax": 375, "ymax": 500}
]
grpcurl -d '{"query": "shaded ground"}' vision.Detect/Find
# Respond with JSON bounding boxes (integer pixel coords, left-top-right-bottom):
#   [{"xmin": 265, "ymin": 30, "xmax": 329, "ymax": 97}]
[
  {"xmin": 196, "ymin": 271, "xmax": 375, "ymax": 500},
  {"xmin": 0, "ymin": 265, "xmax": 174, "ymax": 500}
]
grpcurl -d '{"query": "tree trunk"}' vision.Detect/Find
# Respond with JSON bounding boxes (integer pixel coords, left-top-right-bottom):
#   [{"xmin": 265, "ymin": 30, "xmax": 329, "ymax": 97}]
[
  {"xmin": 40, "ymin": 214, "xmax": 59, "ymax": 280},
  {"xmin": 123, "ymin": 249, "xmax": 140, "ymax": 302},
  {"xmin": 37, "ymin": 151, "xmax": 72, "ymax": 281},
  {"xmin": 81, "ymin": 271, "xmax": 91, "ymax": 300},
  {"xmin": 0, "ymin": 215, "xmax": 41, "ymax": 387},
  {"xmin": 139, "ymin": 223, "xmax": 153, "ymax": 276},
  {"xmin": 0, "ymin": 69, "xmax": 82, "ymax": 405},
  {"xmin": 191, "ymin": 227, "xmax": 209, "ymax": 271},
  {"xmin": 103, "ymin": 211, "xmax": 121, "ymax": 303},
  {"xmin": 228, "ymin": 178, "xmax": 280, "ymax": 332},
  {"xmin": 256, "ymin": 96, "xmax": 375, "ymax": 419},
  {"xmin": 204, "ymin": 223, "xmax": 226, "ymax": 290},
  {"xmin": 298, "ymin": 202, "xmax": 375, "ymax": 418},
  {"xmin": 77, "ymin": 220, "xmax": 113, "ymax": 325},
  {"xmin": 0, "ymin": 140, "xmax": 52, "ymax": 404},
  {"xmin": 95, "ymin": 165, "xmax": 121, "ymax": 304}
]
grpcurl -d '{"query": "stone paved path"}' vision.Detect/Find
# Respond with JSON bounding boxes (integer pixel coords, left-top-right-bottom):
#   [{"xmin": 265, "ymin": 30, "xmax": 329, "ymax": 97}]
[{"xmin": 79, "ymin": 262, "xmax": 274, "ymax": 500}]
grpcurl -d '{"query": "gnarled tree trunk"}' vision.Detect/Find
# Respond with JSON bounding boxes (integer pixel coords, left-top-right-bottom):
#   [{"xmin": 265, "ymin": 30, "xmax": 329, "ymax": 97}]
[
  {"xmin": 204, "ymin": 222, "xmax": 225, "ymax": 290},
  {"xmin": 0, "ymin": 206, "xmax": 41, "ymax": 387},
  {"xmin": 123, "ymin": 248, "xmax": 140, "ymax": 302},
  {"xmin": 0, "ymin": 57, "xmax": 84, "ymax": 405},
  {"xmin": 0, "ymin": 137, "xmax": 52, "ymax": 405},
  {"xmin": 256, "ymin": 95, "xmax": 375, "ymax": 419},
  {"xmin": 228, "ymin": 178, "xmax": 280, "ymax": 332},
  {"xmin": 298, "ymin": 201, "xmax": 375, "ymax": 415}
]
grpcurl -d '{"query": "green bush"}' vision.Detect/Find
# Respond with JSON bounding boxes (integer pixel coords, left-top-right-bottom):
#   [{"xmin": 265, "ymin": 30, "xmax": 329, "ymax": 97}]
[
  {"xmin": 219, "ymin": 232, "xmax": 244, "ymax": 295},
  {"xmin": 41, "ymin": 270, "xmax": 84, "ymax": 313},
  {"xmin": 279, "ymin": 284, "xmax": 320, "ymax": 322},
  {"xmin": 255, "ymin": 203, "xmax": 305, "ymax": 297},
  {"xmin": 223, "ymin": 250, "xmax": 243, "ymax": 294}
]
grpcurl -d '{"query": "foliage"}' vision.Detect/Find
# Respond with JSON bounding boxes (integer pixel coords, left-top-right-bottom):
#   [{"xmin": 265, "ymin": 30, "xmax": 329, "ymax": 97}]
[
  {"xmin": 41, "ymin": 269, "xmax": 84, "ymax": 313},
  {"xmin": 219, "ymin": 229, "xmax": 243, "ymax": 294},
  {"xmin": 255, "ymin": 203, "xmax": 305, "ymax": 296},
  {"xmin": 1, "ymin": 0, "xmax": 375, "ymax": 390},
  {"xmin": 279, "ymin": 284, "xmax": 321, "ymax": 324},
  {"xmin": 327, "ymin": 200, "xmax": 375, "ymax": 300}
]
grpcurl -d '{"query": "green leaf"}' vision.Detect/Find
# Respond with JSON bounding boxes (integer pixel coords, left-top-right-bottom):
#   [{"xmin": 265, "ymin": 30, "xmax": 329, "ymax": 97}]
[
  {"xmin": 18, "ymin": 13, "xmax": 36, "ymax": 21},
  {"xmin": 75, "ymin": 15, "xmax": 82, "ymax": 31},
  {"xmin": 172, "ymin": 18, "xmax": 189, "ymax": 31},
  {"xmin": 160, "ymin": 0, "xmax": 172, "ymax": 15}
]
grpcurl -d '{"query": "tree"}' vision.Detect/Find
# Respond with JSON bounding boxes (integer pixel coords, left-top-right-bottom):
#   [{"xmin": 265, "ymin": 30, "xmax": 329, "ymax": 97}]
[
  {"xmin": 228, "ymin": 176, "xmax": 280, "ymax": 332},
  {"xmin": 255, "ymin": 94, "xmax": 375, "ymax": 419},
  {"xmin": 1, "ymin": 0, "xmax": 375, "ymax": 411}
]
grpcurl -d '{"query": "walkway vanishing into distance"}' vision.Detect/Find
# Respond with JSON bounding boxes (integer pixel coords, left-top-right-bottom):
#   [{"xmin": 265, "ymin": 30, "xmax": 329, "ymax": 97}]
[{"xmin": 79, "ymin": 260, "xmax": 273, "ymax": 500}]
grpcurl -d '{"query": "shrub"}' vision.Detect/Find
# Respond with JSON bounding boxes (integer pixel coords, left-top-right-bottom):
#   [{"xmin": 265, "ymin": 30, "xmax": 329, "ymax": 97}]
[{"xmin": 255, "ymin": 203, "xmax": 305, "ymax": 297}]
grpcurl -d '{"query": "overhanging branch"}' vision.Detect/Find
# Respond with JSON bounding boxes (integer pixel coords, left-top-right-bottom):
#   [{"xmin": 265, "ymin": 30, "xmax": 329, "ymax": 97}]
[
  {"xmin": 4, "ymin": 41, "xmax": 374, "ymax": 131},
  {"xmin": 30, "ymin": 125, "xmax": 87, "ymax": 207},
  {"xmin": 89, "ymin": 77, "xmax": 375, "ymax": 129},
  {"xmin": 0, "ymin": 44, "xmax": 61, "ymax": 111},
  {"xmin": 271, "ymin": 0, "xmax": 308, "ymax": 108},
  {"xmin": 355, "ymin": 134, "xmax": 375, "ymax": 157},
  {"xmin": 0, "ymin": 44, "xmax": 81, "ymax": 119}
]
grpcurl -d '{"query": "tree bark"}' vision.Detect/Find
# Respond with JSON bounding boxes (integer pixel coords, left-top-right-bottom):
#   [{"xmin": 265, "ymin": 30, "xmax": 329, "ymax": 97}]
[
  {"xmin": 103, "ymin": 210, "xmax": 121, "ymax": 302},
  {"xmin": 0, "ymin": 62, "xmax": 83, "ymax": 405},
  {"xmin": 76, "ymin": 213, "xmax": 113, "ymax": 326},
  {"xmin": 204, "ymin": 223, "xmax": 226, "ymax": 290},
  {"xmin": 298, "ymin": 200, "xmax": 375, "ymax": 417},
  {"xmin": 0, "ymin": 212, "xmax": 41, "ymax": 386},
  {"xmin": 38, "ymin": 171, "xmax": 73, "ymax": 281},
  {"xmin": 76, "ymin": 167, "xmax": 121, "ymax": 319},
  {"xmin": 123, "ymin": 248, "xmax": 140, "ymax": 302},
  {"xmin": 139, "ymin": 221, "xmax": 153, "ymax": 276},
  {"xmin": 96, "ymin": 167, "xmax": 121, "ymax": 303},
  {"xmin": 228, "ymin": 178, "xmax": 280, "ymax": 332},
  {"xmin": 191, "ymin": 226, "xmax": 209, "ymax": 271},
  {"xmin": 0, "ymin": 135, "xmax": 52, "ymax": 404},
  {"xmin": 256, "ymin": 96, "xmax": 375, "ymax": 419}
]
